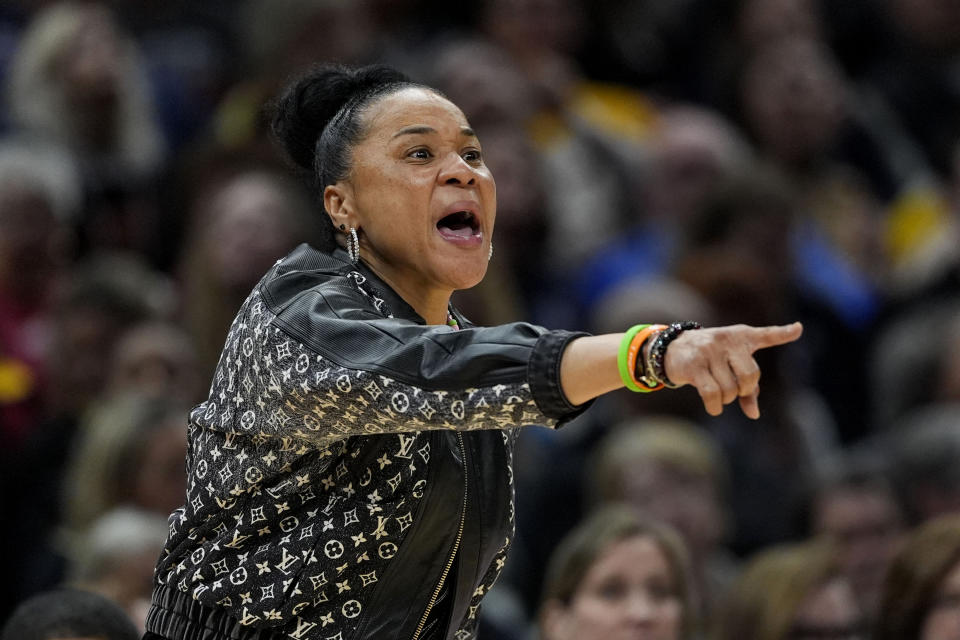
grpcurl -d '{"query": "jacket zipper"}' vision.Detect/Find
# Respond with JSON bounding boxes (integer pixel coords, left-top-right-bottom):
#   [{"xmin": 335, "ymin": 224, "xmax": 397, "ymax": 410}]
[{"xmin": 411, "ymin": 432, "xmax": 468, "ymax": 640}]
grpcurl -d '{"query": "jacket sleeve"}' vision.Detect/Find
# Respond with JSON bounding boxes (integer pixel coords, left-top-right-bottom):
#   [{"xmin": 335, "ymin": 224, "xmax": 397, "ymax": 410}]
[{"xmin": 194, "ymin": 283, "xmax": 591, "ymax": 447}]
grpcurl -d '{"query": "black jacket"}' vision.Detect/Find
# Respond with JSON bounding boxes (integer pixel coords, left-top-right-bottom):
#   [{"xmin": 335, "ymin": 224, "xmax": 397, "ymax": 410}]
[{"xmin": 145, "ymin": 244, "xmax": 588, "ymax": 640}]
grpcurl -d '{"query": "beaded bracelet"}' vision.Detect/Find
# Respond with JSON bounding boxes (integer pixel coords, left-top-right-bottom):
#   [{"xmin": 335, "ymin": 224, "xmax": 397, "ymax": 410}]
[
  {"xmin": 631, "ymin": 324, "xmax": 667, "ymax": 391},
  {"xmin": 618, "ymin": 325, "xmax": 666, "ymax": 392},
  {"xmin": 644, "ymin": 321, "xmax": 702, "ymax": 389}
]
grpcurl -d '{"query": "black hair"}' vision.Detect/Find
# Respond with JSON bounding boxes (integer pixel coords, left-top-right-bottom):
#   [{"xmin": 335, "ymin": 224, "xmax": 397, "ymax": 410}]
[
  {"xmin": 269, "ymin": 64, "xmax": 431, "ymax": 251},
  {"xmin": 1, "ymin": 589, "xmax": 140, "ymax": 640}
]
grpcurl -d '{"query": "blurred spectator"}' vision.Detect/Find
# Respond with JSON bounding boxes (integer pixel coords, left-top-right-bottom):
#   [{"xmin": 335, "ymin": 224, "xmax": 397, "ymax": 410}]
[
  {"xmin": 539, "ymin": 505, "xmax": 695, "ymax": 640},
  {"xmin": 67, "ymin": 507, "xmax": 169, "ymax": 631},
  {"xmin": 108, "ymin": 320, "xmax": 204, "ymax": 405},
  {"xmin": 5, "ymin": 2, "xmax": 166, "ymax": 255},
  {"xmin": 44, "ymin": 253, "xmax": 175, "ymax": 420},
  {"xmin": 427, "ymin": 37, "xmax": 537, "ymax": 132},
  {"xmin": 804, "ymin": 452, "xmax": 906, "ymax": 621},
  {"xmin": 212, "ymin": 0, "xmax": 378, "ymax": 150},
  {"xmin": 587, "ymin": 416, "xmax": 738, "ymax": 631},
  {"xmin": 0, "ymin": 142, "xmax": 79, "ymax": 450},
  {"xmin": 6, "ymin": 2, "xmax": 165, "ymax": 177},
  {"xmin": 575, "ymin": 104, "xmax": 752, "ymax": 319},
  {"xmin": 736, "ymin": 36, "xmax": 845, "ymax": 172},
  {"xmin": 869, "ymin": 301, "xmax": 960, "ymax": 431},
  {"xmin": 875, "ymin": 513, "xmax": 960, "ymax": 640},
  {"xmin": 2, "ymin": 392, "xmax": 186, "ymax": 612},
  {"xmin": 1, "ymin": 252, "xmax": 173, "ymax": 616},
  {"xmin": 480, "ymin": 0, "xmax": 655, "ymax": 294},
  {"xmin": 866, "ymin": 0, "xmax": 960, "ymax": 178},
  {"xmin": 731, "ymin": 28, "xmax": 933, "ymax": 332},
  {"xmin": 177, "ymin": 166, "xmax": 321, "ymax": 376},
  {"xmin": 713, "ymin": 540, "xmax": 865, "ymax": 640},
  {"xmin": 107, "ymin": 1, "xmax": 236, "ymax": 152},
  {"xmin": 1, "ymin": 587, "xmax": 140, "ymax": 640},
  {"xmin": 671, "ymin": 168, "xmax": 844, "ymax": 551},
  {"xmin": 62, "ymin": 392, "xmax": 187, "ymax": 534},
  {"xmin": 890, "ymin": 403, "xmax": 960, "ymax": 524}
]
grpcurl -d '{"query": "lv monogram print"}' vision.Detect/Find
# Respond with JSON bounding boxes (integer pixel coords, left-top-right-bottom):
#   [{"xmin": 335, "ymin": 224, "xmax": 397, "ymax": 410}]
[{"xmin": 154, "ymin": 271, "xmax": 555, "ymax": 640}]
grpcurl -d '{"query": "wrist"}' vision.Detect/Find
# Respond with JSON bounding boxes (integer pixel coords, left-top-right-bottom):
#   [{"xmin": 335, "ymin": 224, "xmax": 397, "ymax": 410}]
[
  {"xmin": 646, "ymin": 321, "xmax": 702, "ymax": 388},
  {"xmin": 618, "ymin": 325, "xmax": 666, "ymax": 392}
]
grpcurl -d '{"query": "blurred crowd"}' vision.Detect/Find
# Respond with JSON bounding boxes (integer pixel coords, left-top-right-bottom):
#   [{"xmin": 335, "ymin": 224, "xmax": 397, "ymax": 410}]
[{"xmin": 2, "ymin": 0, "xmax": 960, "ymax": 638}]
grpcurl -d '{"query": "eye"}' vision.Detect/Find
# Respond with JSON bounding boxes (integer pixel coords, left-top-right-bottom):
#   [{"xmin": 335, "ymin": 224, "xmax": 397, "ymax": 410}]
[
  {"xmin": 594, "ymin": 579, "xmax": 627, "ymax": 601},
  {"xmin": 462, "ymin": 148, "xmax": 483, "ymax": 163},
  {"xmin": 406, "ymin": 147, "xmax": 432, "ymax": 160}
]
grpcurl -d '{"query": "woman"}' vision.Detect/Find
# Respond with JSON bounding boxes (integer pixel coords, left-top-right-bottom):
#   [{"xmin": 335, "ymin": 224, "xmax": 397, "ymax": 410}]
[
  {"xmin": 143, "ymin": 64, "xmax": 802, "ymax": 640},
  {"xmin": 875, "ymin": 514, "xmax": 960, "ymax": 640},
  {"xmin": 587, "ymin": 417, "xmax": 737, "ymax": 631},
  {"xmin": 713, "ymin": 540, "xmax": 865, "ymax": 640},
  {"xmin": 539, "ymin": 505, "xmax": 694, "ymax": 640}
]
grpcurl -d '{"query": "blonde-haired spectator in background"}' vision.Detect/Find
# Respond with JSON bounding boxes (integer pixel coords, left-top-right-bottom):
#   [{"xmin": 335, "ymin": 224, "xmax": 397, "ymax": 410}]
[
  {"xmin": 875, "ymin": 514, "xmax": 960, "ymax": 640},
  {"xmin": 539, "ymin": 505, "xmax": 695, "ymax": 640},
  {"xmin": 6, "ymin": 2, "xmax": 164, "ymax": 181},
  {"xmin": 713, "ymin": 540, "xmax": 864, "ymax": 640},
  {"xmin": 588, "ymin": 416, "xmax": 737, "ymax": 632}
]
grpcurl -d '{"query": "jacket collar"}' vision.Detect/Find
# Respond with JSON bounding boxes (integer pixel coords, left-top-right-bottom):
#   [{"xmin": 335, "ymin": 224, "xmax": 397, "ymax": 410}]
[
  {"xmin": 330, "ymin": 246, "xmax": 428, "ymax": 325},
  {"xmin": 277, "ymin": 244, "xmax": 465, "ymax": 328}
]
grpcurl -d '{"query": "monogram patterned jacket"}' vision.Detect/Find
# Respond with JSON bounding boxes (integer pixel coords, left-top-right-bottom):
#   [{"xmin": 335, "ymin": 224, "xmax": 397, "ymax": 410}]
[{"xmin": 144, "ymin": 244, "xmax": 589, "ymax": 640}]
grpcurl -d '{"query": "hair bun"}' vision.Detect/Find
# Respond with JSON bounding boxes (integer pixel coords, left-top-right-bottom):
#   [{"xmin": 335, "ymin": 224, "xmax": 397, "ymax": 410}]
[{"xmin": 270, "ymin": 64, "xmax": 411, "ymax": 171}]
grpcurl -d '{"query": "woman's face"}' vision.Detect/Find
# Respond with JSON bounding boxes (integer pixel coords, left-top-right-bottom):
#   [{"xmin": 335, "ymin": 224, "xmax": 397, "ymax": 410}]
[
  {"xmin": 545, "ymin": 536, "xmax": 683, "ymax": 640},
  {"xmin": 205, "ymin": 172, "xmax": 303, "ymax": 293},
  {"xmin": 922, "ymin": 558, "xmax": 960, "ymax": 640},
  {"xmin": 328, "ymin": 87, "xmax": 496, "ymax": 300}
]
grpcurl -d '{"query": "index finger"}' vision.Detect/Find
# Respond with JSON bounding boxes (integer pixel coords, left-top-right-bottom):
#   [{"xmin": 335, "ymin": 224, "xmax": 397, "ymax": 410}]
[{"xmin": 747, "ymin": 322, "xmax": 804, "ymax": 352}]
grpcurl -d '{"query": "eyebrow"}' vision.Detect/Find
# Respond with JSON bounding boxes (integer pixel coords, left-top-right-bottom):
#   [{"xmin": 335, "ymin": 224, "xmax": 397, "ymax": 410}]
[{"xmin": 392, "ymin": 126, "xmax": 477, "ymax": 139}]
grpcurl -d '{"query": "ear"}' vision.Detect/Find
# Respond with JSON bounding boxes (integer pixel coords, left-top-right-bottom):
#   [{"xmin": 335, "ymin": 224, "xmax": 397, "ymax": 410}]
[
  {"xmin": 539, "ymin": 600, "xmax": 571, "ymax": 640},
  {"xmin": 323, "ymin": 182, "xmax": 356, "ymax": 231}
]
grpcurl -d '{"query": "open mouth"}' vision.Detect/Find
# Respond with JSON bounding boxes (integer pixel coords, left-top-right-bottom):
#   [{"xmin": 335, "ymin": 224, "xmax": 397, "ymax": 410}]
[{"xmin": 436, "ymin": 210, "xmax": 481, "ymax": 242}]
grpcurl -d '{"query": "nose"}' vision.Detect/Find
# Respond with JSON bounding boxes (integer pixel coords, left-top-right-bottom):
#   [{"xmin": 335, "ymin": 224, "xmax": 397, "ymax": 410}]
[
  {"xmin": 438, "ymin": 153, "xmax": 477, "ymax": 186},
  {"xmin": 623, "ymin": 590, "xmax": 657, "ymax": 624}
]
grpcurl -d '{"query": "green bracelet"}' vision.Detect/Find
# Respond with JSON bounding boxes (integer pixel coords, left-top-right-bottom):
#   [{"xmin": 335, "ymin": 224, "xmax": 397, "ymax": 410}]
[{"xmin": 618, "ymin": 324, "xmax": 650, "ymax": 393}]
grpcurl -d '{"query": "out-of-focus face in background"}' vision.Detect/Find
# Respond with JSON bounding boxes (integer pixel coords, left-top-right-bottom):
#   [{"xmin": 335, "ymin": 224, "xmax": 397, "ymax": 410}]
[
  {"xmin": 109, "ymin": 321, "xmax": 203, "ymax": 405},
  {"xmin": 740, "ymin": 37, "xmax": 845, "ymax": 168},
  {"xmin": 618, "ymin": 460, "xmax": 726, "ymax": 564},
  {"xmin": 545, "ymin": 535, "xmax": 683, "ymax": 640},
  {"xmin": 56, "ymin": 6, "xmax": 121, "ymax": 109},
  {"xmin": 644, "ymin": 107, "xmax": 749, "ymax": 228},
  {"xmin": 203, "ymin": 171, "xmax": 310, "ymax": 295},
  {"xmin": 812, "ymin": 486, "xmax": 905, "ymax": 619}
]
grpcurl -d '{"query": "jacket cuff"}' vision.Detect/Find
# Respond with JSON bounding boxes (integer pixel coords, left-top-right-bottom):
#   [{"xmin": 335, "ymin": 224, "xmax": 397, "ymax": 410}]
[{"xmin": 528, "ymin": 330, "xmax": 594, "ymax": 426}]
